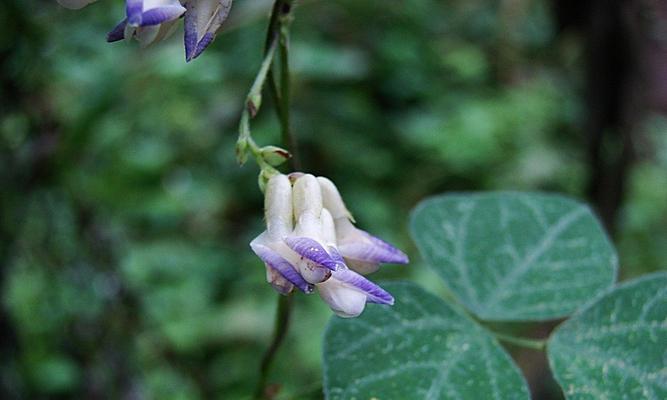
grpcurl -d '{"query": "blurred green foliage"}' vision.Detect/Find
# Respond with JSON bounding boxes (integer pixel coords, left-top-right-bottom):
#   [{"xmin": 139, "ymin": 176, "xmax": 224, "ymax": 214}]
[{"xmin": 1, "ymin": 0, "xmax": 665, "ymax": 398}]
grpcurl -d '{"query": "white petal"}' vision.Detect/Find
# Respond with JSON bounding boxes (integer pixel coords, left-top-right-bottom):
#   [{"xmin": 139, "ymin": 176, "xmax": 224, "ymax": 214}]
[
  {"xmin": 265, "ymin": 174, "xmax": 293, "ymax": 239},
  {"xmin": 296, "ymin": 258, "xmax": 331, "ymax": 284},
  {"xmin": 250, "ymin": 230, "xmax": 271, "ymax": 248},
  {"xmin": 293, "ymin": 174, "xmax": 322, "ymax": 219},
  {"xmin": 344, "ymin": 259, "xmax": 380, "ymax": 275},
  {"xmin": 57, "ymin": 0, "xmax": 97, "ymax": 9},
  {"xmin": 317, "ymin": 176, "xmax": 354, "ymax": 221},
  {"xmin": 334, "ymin": 216, "xmax": 361, "ymax": 244},
  {"xmin": 320, "ymin": 208, "xmax": 337, "ymax": 245},
  {"xmin": 292, "ymin": 174, "xmax": 323, "ymax": 238},
  {"xmin": 317, "ymin": 278, "xmax": 367, "ymax": 318},
  {"xmin": 190, "ymin": 0, "xmax": 231, "ymax": 42},
  {"xmin": 135, "ymin": 25, "xmax": 161, "ymax": 47},
  {"xmin": 152, "ymin": 19, "xmax": 180, "ymax": 42}
]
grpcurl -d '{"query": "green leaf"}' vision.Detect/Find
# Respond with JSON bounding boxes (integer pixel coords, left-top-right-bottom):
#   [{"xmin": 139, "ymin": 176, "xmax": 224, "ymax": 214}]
[
  {"xmin": 548, "ymin": 272, "xmax": 667, "ymax": 399},
  {"xmin": 323, "ymin": 282, "xmax": 529, "ymax": 400},
  {"xmin": 410, "ymin": 192, "xmax": 617, "ymax": 320}
]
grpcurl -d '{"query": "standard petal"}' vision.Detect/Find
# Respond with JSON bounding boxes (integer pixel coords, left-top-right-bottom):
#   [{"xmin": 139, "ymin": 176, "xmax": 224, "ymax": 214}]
[
  {"xmin": 184, "ymin": 0, "xmax": 233, "ymax": 61},
  {"xmin": 57, "ymin": 0, "xmax": 97, "ymax": 10},
  {"xmin": 317, "ymin": 176, "xmax": 354, "ymax": 221},
  {"xmin": 332, "ymin": 268, "xmax": 395, "ymax": 305},
  {"xmin": 292, "ymin": 174, "xmax": 322, "ymax": 224},
  {"xmin": 284, "ymin": 237, "xmax": 338, "ymax": 271},
  {"xmin": 265, "ymin": 174, "xmax": 293, "ymax": 239},
  {"xmin": 251, "ymin": 241, "xmax": 313, "ymax": 294},
  {"xmin": 320, "ymin": 208, "xmax": 337, "ymax": 245},
  {"xmin": 317, "ymin": 279, "xmax": 367, "ymax": 318}
]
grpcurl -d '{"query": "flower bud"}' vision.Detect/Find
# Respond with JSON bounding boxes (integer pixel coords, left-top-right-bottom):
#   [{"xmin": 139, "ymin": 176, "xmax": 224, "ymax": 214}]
[
  {"xmin": 235, "ymin": 137, "xmax": 248, "ymax": 165},
  {"xmin": 248, "ymin": 93, "xmax": 262, "ymax": 118},
  {"xmin": 260, "ymin": 146, "xmax": 291, "ymax": 167}
]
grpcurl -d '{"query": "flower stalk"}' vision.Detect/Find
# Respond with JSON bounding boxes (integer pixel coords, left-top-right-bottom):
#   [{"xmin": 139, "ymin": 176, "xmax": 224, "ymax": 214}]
[
  {"xmin": 254, "ymin": 293, "xmax": 293, "ymax": 400},
  {"xmin": 253, "ymin": 1, "xmax": 297, "ymax": 399},
  {"xmin": 236, "ymin": 35, "xmax": 279, "ymax": 168}
]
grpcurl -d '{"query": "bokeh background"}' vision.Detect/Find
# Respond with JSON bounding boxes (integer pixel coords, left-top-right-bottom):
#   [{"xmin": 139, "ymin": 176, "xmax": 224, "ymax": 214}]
[{"xmin": 1, "ymin": 0, "xmax": 666, "ymax": 398}]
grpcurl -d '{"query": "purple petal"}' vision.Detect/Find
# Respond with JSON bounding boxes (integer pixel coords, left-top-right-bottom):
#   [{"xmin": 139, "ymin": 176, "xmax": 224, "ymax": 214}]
[
  {"xmin": 284, "ymin": 237, "xmax": 338, "ymax": 271},
  {"xmin": 332, "ymin": 269, "xmax": 394, "ymax": 305},
  {"xmin": 191, "ymin": 32, "xmax": 214, "ymax": 60},
  {"xmin": 126, "ymin": 0, "xmax": 144, "ymax": 26},
  {"xmin": 339, "ymin": 230, "xmax": 409, "ymax": 265},
  {"xmin": 183, "ymin": 5, "xmax": 197, "ymax": 61},
  {"xmin": 251, "ymin": 243, "xmax": 313, "ymax": 294},
  {"xmin": 183, "ymin": 0, "xmax": 233, "ymax": 61},
  {"xmin": 327, "ymin": 246, "xmax": 348, "ymax": 270},
  {"xmin": 107, "ymin": 19, "xmax": 128, "ymax": 42},
  {"xmin": 139, "ymin": 6, "xmax": 186, "ymax": 26}
]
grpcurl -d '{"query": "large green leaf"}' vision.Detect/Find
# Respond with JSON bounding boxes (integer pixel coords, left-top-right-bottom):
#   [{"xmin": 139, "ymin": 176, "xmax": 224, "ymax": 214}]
[
  {"xmin": 410, "ymin": 192, "xmax": 617, "ymax": 320},
  {"xmin": 548, "ymin": 272, "xmax": 667, "ymax": 399},
  {"xmin": 323, "ymin": 282, "xmax": 529, "ymax": 400}
]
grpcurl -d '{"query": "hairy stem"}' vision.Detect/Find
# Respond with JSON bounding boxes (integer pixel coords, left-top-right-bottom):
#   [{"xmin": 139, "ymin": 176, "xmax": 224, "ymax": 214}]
[{"xmin": 254, "ymin": 294, "xmax": 294, "ymax": 400}]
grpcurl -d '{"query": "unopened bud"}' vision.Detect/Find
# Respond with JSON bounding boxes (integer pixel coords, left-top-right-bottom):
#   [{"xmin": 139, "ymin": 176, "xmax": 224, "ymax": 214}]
[
  {"xmin": 260, "ymin": 145, "xmax": 291, "ymax": 166},
  {"xmin": 236, "ymin": 137, "xmax": 248, "ymax": 165},
  {"xmin": 258, "ymin": 167, "xmax": 279, "ymax": 193},
  {"xmin": 247, "ymin": 93, "xmax": 262, "ymax": 118}
]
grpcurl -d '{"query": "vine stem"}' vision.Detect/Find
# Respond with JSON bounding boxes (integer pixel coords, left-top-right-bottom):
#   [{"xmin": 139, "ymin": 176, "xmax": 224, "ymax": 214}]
[
  {"xmin": 236, "ymin": 35, "xmax": 278, "ymax": 168},
  {"xmin": 254, "ymin": 1, "xmax": 297, "ymax": 399},
  {"xmin": 254, "ymin": 294, "xmax": 294, "ymax": 400},
  {"xmin": 277, "ymin": 8, "xmax": 299, "ymax": 170},
  {"xmin": 492, "ymin": 331, "xmax": 547, "ymax": 351}
]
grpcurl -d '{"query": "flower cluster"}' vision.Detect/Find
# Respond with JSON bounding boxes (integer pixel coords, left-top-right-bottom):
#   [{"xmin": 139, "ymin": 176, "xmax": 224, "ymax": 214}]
[
  {"xmin": 251, "ymin": 173, "xmax": 409, "ymax": 318},
  {"xmin": 56, "ymin": 0, "xmax": 232, "ymax": 61}
]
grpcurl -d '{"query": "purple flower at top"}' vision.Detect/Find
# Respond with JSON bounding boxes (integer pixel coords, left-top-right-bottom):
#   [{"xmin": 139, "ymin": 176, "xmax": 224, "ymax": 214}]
[
  {"xmin": 250, "ymin": 173, "xmax": 408, "ymax": 318},
  {"xmin": 56, "ymin": 0, "xmax": 233, "ymax": 61}
]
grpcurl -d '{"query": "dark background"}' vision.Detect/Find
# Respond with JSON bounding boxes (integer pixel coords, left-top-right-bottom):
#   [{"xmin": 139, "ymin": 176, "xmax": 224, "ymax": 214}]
[{"xmin": 1, "ymin": 0, "xmax": 666, "ymax": 398}]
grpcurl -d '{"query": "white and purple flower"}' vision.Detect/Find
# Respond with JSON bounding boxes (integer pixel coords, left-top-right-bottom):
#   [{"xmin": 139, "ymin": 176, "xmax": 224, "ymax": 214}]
[
  {"xmin": 56, "ymin": 0, "xmax": 232, "ymax": 61},
  {"xmin": 318, "ymin": 176, "xmax": 409, "ymax": 274},
  {"xmin": 250, "ymin": 173, "xmax": 409, "ymax": 318}
]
